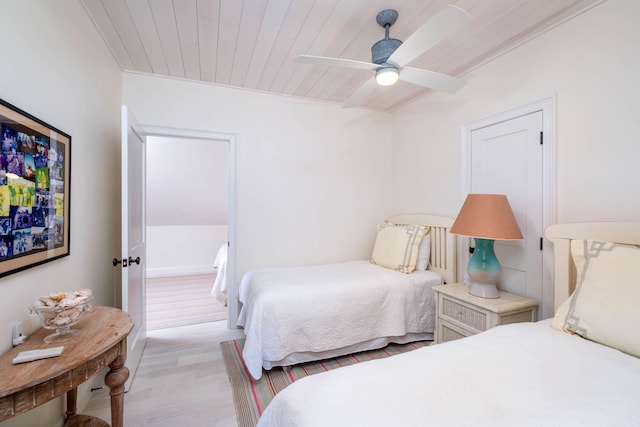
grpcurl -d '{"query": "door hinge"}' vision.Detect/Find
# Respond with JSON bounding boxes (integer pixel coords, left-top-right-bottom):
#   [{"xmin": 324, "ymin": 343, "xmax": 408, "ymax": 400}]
[
  {"xmin": 540, "ymin": 237, "xmax": 543, "ymax": 251},
  {"xmin": 540, "ymin": 131, "xmax": 543, "ymax": 145}
]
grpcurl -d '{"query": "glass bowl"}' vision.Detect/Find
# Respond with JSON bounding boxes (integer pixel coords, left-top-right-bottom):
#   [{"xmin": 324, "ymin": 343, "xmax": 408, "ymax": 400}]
[{"xmin": 29, "ymin": 298, "xmax": 94, "ymax": 343}]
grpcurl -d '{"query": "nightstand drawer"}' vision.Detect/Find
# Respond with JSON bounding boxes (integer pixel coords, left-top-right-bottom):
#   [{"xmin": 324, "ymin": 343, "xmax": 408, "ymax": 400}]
[
  {"xmin": 497, "ymin": 308, "xmax": 537, "ymax": 325},
  {"xmin": 437, "ymin": 320, "xmax": 471, "ymax": 343},
  {"xmin": 433, "ymin": 284, "xmax": 539, "ymax": 344},
  {"xmin": 441, "ymin": 297, "xmax": 488, "ymax": 332}
]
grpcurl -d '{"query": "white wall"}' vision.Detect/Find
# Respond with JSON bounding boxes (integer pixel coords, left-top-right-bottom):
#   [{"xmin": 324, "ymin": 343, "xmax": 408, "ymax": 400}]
[
  {"xmin": 392, "ymin": 0, "xmax": 640, "ymax": 223},
  {"xmin": 147, "ymin": 225, "xmax": 227, "ymax": 277},
  {"xmin": 122, "ymin": 74, "xmax": 394, "ymax": 276},
  {"xmin": 146, "ymin": 136, "xmax": 228, "ymax": 226},
  {"xmin": 391, "ymin": 0, "xmax": 640, "ymax": 313},
  {"xmin": 0, "ymin": 2, "xmax": 122, "ymax": 427}
]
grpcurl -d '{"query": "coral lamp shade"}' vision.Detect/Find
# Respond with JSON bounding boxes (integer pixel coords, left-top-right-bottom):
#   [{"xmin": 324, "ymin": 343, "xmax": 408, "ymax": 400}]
[{"xmin": 450, "ymin": 194, "xmax": 523, "ymax": 240}]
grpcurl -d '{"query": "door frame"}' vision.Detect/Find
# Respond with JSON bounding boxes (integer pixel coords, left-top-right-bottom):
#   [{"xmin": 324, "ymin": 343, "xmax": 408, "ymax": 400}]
[
  {"xmin": 460, "ymin": 96, "xmax": 556, "ymax": 318},
  {"xmin": 142, "ymin": 125, "xmax": 239, "ymax": 329}
]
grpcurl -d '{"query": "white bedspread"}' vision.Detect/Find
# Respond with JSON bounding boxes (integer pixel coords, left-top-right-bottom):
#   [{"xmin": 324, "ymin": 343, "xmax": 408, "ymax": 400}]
[
  {"xmin": 258, "ymin": 321, "xmax": 640, "ymax": 427},
  {"xmin": 237, "ymin": 261, "xmax": 442, "ymax": 379}
]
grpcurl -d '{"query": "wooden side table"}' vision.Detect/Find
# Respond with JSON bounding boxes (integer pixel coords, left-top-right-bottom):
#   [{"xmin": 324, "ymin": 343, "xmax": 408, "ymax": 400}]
[
  {"xmin": 434, "ymin": 283, "xmax": 538, "ymax": 344},
  {"xmin": 0, "ymin": 306, "xmax": 133, "ymax": 426}
]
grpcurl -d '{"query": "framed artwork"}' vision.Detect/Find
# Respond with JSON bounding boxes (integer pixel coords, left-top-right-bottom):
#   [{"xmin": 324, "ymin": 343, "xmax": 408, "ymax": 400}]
[{"xmin": 0, "ymin": 99, "xmax": 71, "ymax": 277}]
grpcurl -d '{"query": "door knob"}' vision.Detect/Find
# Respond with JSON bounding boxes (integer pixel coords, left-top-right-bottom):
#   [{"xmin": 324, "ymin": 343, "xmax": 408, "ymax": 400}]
[
  {"xmin": 113, "ymin": 257, "xmax": 140, "ymax": 267},
  {"xmin": 112, "ymin": 258, "xmax": 128, "ymax": 267}
]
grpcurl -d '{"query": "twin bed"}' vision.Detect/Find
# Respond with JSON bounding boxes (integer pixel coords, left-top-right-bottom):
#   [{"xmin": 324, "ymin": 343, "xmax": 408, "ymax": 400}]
[
  {"xmin": 255, "ymin": 221, "xmax": 640, "ymax": 426},
  {"xmin": 237, "ymin": 214, "xmax": 456, "ymax": 380}
]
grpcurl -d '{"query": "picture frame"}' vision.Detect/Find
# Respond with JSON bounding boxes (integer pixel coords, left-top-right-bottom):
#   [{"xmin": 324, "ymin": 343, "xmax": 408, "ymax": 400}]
[{"xmin": 0, "ymin": 99, "xmax": 71, "ymax": 277}]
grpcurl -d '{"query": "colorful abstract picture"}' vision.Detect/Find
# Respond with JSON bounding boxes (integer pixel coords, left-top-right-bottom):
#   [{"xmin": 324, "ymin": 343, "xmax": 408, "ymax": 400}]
[{"xmin": 0, "ymin": 99, "xmax": 70, "ymax": 277}]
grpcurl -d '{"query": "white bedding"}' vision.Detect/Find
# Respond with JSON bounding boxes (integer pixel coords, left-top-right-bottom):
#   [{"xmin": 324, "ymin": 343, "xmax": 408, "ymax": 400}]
[
  {"xmin": 237, "ymin": 260, "xmax": 442, "ymax": 380},
  {"xmin": 258, "ymin": 321, "xmax": 640, "ymax": 427},
  {"xmin": 211, "ymin": 244, "xmax": 228, "ymax": 302}
]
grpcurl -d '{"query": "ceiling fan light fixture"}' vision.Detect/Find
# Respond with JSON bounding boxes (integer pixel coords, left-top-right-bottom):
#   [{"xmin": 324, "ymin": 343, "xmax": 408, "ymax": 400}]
[{"xmin": 375, "ymin": 67, "xmax": 399, "ymax": 86}]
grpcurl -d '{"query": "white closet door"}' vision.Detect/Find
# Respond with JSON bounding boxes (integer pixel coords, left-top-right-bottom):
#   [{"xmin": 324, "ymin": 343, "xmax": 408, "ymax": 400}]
[{"xmin": 470, "ymin": 111, "xmax": 543, "ymax": 301}]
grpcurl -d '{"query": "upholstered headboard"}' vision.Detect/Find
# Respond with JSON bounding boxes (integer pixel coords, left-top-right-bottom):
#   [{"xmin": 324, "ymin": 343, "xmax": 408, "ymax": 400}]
[
  {"xmin": 544, "ymin": 222, "xmax": 640, "ymax": 311},
  {"xmin": 388, "ymin": 214, "xmax": 457, "ymax": 284}
]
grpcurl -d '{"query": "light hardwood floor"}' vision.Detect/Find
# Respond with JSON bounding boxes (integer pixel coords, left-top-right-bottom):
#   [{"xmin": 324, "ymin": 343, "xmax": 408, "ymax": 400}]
[
  {"xmin": 84, "ymin": 321, "xmax": 245, "ymax": 426},
  {"xmin": 146, "ymin": 273, "xmax": 227, "ymax": 330}
]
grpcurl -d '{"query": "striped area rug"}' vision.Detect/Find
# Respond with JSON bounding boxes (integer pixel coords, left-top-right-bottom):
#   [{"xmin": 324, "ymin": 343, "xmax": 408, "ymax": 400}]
[{"xmin": 220, "ymin": 338, "xmax": 431, "ymax": 427}]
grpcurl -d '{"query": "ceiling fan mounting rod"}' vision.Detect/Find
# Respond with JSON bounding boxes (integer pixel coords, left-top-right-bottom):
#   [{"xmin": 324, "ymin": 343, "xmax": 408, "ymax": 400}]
[{"xmin": 372, "ymin": 9, "xmax": 402, "ymax": 65}]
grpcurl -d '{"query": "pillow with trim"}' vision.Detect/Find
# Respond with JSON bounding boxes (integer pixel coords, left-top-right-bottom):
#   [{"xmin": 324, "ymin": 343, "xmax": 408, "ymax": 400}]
[
  {"xmin": 552, "ymin": 239, "xmax": 640, "ymax": 358},
  {"xmin": 370, "ymin": 223, "xmax": 427, "ymax": 274}
]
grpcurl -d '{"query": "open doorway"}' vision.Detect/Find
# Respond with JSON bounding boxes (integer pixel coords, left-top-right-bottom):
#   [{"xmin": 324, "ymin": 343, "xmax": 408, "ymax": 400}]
[{"xmin": 145, "ymin": 134, "xmax": 229, "ymax": 330}]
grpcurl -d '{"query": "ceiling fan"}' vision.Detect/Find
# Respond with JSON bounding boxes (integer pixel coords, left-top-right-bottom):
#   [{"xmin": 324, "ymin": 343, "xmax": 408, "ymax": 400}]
[{"xmin": 296, "ymin": 5, "xmax": 472, "ymax": 108}]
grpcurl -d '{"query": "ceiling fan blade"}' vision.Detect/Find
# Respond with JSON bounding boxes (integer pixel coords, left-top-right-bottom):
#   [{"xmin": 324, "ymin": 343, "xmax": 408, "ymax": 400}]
[
  {"xmin": 343, "ymin": 77, "xmax": 379, "ymax": 108},
  {"xmin": 388, "ymin": 5, "xmax": 472, "ymax": 67},
  {"xmin": 399, "ymin": 67, "xmax": 466, "ymax": 93},
  {"xmin": 296, "ymin": 55, "xmax": 378, "ymax": 71}
]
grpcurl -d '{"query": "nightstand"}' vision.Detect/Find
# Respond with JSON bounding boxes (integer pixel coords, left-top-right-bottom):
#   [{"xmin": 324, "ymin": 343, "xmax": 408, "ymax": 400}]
[{"xmin": 433, "ymin": 283, "xmax": 538, "ymax": 344}]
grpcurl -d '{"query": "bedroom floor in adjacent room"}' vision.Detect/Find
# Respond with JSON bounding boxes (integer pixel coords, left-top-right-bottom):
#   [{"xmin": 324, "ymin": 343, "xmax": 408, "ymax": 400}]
[
  {"xmin": 83, "ymin": 321, "xmax": 245, "ymax": 426},
  {"xmin": 146, "ymin": 272, "xmax": 227, "ymax": 330}
]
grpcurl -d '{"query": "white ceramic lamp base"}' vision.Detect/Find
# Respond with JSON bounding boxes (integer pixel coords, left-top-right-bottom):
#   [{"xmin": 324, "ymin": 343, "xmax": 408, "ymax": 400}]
[{"xmin": 468, "ymin": 282, "xmax": 499, "ymax": 299}]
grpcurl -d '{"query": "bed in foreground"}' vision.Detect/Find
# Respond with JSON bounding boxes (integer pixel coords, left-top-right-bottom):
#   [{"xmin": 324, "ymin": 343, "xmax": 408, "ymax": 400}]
[
  {"xmin": 237, "ymin": 214, "xmax": 456, "ymax": 380},
  {"xmin": 257, "ymin": 221, "xmax": 640, "ymax": 426}
]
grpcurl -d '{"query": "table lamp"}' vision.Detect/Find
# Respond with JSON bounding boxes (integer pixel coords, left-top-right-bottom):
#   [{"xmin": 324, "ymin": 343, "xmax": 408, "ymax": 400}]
[{"xmin": 450, "ymin": 194, "xmax": 523, "ymax": 298}]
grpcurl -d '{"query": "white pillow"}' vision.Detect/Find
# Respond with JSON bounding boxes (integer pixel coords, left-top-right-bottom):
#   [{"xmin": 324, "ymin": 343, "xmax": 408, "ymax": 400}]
[
  {"xmin": 370, "ymin": 223, "xmax": 427, "ymax": 274},
  {"xmin": 552, "ymin": 239, "xmax": 640, "ymax": 358},
  {"xmin": 415, "ymin": 232, "xmax": 431, "ymax": 271}
]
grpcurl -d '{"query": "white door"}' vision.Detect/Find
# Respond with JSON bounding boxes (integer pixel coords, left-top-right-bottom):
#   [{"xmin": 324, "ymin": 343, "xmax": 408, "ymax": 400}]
[
  {"xmin": 120, "ymin": 105, "xmax": 146, "ymax": 390},
  {"xmin": 469, "ymin": 111, "xmax": 543, "ymax": 303}
]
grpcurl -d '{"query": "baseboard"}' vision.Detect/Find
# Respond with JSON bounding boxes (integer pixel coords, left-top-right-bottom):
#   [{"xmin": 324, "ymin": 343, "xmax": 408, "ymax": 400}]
[{"xmin": 146, "ymin": 265, "xmax": 215, "ymax": 278}]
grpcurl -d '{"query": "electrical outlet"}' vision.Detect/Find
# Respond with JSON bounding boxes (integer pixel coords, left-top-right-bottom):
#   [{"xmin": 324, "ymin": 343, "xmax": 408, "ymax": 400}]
[{"xmin": 12, "ymin": 321, "xmax": 26, "ymax": 346}]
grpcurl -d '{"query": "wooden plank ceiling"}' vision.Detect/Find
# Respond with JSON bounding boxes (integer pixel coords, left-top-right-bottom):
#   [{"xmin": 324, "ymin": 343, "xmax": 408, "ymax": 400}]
[{"xmin": 81, "ymin": 0, "xmax": 604, "ymax": 112}]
